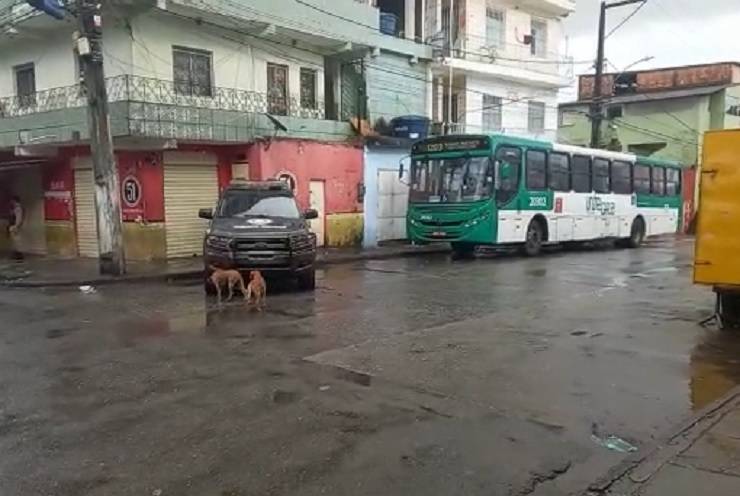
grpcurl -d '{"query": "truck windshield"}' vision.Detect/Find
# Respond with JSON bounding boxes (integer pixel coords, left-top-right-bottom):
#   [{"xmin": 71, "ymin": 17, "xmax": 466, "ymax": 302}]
[
  {"xmin": 218, "ymin": 191, "xmax": 301, "ymax": 219},
  {"xmin": 409, "ymin": 156, "xmax": 492, "ymax": 203}
]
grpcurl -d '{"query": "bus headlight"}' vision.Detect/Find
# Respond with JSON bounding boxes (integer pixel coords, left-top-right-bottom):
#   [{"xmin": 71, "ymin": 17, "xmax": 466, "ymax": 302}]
[{"xmin": 464, "ymin": 211, "xmax": 491, "ymax": 228}]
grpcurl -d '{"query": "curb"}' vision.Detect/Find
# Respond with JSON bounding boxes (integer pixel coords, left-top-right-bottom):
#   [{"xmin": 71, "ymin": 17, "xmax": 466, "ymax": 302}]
[
  {"xmin": 584, "ymin": 385, "xmax": 740, "ymax": 495},
  {"xmin": 0, "ymin": 245, "xmax": 451, "ymax": 288}
]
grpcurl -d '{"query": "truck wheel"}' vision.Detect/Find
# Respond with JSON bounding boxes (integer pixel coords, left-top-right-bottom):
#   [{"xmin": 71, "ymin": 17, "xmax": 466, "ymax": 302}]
[
  {"xmin": 451, "ymin": 243, "xmax": 476, "ymax": 260},
  {"xmin": 627, "ymin": 217, "xmax": 646, "ymax": 248},
  {"xmin": 719, "ymin": 293, "xmax": 740, "ymax": 330},
  {"xmin": 523, "ymin": 221, "xmax": 543, "ymax": 256},
  {"xmin": 297, "ymin": 269, "xmax": 316, "ymax": 291}
]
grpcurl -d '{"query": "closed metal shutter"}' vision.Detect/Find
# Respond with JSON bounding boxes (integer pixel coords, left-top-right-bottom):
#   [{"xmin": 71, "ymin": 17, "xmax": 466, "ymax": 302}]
[
  {"xmin": 164, "ymin": 162, "xmax": 219, "ymax": 258},
  {"xmin": 74, "ymin": 168, "xmax": 99, "ymax": 257}
]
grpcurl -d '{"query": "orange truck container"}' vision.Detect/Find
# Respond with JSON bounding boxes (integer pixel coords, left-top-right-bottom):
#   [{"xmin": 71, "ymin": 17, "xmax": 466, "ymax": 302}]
[{"xmin": 694, "ymin": 129, "xmax": 740, "ymax": 327}]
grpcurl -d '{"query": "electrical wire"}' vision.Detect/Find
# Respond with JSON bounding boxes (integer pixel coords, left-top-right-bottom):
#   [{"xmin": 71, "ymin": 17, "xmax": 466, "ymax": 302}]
[
  {"xmin": 605, "ymin": 0, "xmax": 647, "ymax": 39},
  {"xmin": 157, "ymin": 6, "xmax": 566, "ymax": 112},
  {"xmin": 268, "ymin": 0, "xmax": 592, "ymax": 66}
]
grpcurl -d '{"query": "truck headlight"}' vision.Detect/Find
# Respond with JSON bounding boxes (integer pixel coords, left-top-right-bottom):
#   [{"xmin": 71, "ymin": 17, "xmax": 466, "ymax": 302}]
[{"xmin": 206, "ymin": 235, "xmax": 231, "ymax": 250}]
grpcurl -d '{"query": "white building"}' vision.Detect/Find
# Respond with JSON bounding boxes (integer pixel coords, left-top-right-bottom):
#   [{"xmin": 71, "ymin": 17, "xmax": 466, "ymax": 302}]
[{"xmin": 423, "ymin": 0, "xmax": 575, "ymax": 140}]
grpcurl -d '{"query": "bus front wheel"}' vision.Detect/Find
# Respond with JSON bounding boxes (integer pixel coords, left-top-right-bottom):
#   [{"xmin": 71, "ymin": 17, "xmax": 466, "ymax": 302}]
[
  {"xmin": 451, "ymin": 242, "xmax": 476, "ymax": 259},
  {"xmin": 627, "ymin": 217, "xmax": 646, "ymax": 249},
  {"xmin": 523, "ymin": 221, "xmax": 544, "ymax": 257}
]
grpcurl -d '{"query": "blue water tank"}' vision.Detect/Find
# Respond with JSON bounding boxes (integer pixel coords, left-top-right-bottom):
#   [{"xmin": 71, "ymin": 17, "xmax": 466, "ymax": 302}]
[
  {"xmin": 379, "ymin": 13, "xmax": 399, "ymax": 36},
  {"xmin": 391, "ymin": 115, "xmax": 430, "ymax": 139}
]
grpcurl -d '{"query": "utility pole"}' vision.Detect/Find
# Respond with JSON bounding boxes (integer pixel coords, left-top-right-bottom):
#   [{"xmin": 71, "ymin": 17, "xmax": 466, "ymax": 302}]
[
  {"xmin": 75, "ymin": 0, "xmax": 126, "ymax": 275},
  {"xmin": 590, "ymin": 0, "xmax": 647, "ymax": 148},
  {"xmin": 446, "ymin": 0, "xmax": 454, "ymax": 135}
]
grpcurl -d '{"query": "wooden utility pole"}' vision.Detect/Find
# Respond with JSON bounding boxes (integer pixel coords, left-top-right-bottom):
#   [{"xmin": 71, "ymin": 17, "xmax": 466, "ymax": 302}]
[
  {"xmin": 76, "ymin": 0, "xmax": 126, "ymax": 275},
  {"xmin": 591, "ymin": 0, "xmax": 647, "ymax": 149},
  {"xmin": 590, "ymin": 1, "xmax": 608, "ymax": 148}
]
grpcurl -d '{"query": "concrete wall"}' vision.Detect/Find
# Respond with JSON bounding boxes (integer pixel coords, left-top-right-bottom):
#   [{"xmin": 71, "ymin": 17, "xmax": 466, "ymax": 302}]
[
  {"xmin": 0, "ymin": 21, "xmax": 135, "ymax": 97},
  {"xmin": 363, "ymin": 146, "xmax": 409, "ymax": 248},
  {"xmin": 130, "ymin": 11, "xmax": 325, "ymax": 102},
  {"xmin": 365, "ymin": 51, "xmax": 429, "ymax": 125},
  {"xmin": 464, "ymin": 74, "xmax": 558, "ymax": 140},
  {"xmin": 249, "ymin": 139, "xmax": 364, "ymax": 247},
  {"xmin": 464, "ymin": 0, "xmax": 563, "ymax": 61},
  {"xmin": 558, "ymin": 95, "xmax": 708, "ymax": 165}
]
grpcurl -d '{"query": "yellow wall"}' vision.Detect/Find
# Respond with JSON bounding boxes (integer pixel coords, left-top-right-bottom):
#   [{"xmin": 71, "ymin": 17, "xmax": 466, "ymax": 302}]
[
  {"xmin": 45, "ymin": 221, "xmax": 77, "ymax": 258},
  {"xmin": 123, "ymin": 222, "xmax": 167, "ymax": 261},
  {"xmin": 326, "ymin": 213, "xmax": 363, "ymax": 247}
]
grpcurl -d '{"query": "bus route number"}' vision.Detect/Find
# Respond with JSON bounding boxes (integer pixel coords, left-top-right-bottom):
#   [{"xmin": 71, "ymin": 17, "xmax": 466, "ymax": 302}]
[{"xmin": 529, "ymin": 196, "xmax": 547, "ymax": 208}]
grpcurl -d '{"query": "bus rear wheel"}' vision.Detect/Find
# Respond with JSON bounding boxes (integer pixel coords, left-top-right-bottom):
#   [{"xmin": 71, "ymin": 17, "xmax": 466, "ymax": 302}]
[
  {"xmin": 523, "ymin": 221, "xmax": 544, "ymax": 257},
  {"xmin": 626, "ymin": 217, "xmax": 646, "ymax": 248},
  {"xmin": 451, "ymin": 242, "xmax": 476, "ymax": 259}
]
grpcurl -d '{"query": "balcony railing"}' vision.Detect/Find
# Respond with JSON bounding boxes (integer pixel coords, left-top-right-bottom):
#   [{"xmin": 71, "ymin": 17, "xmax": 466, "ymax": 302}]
[
  {"xmin": 0, "ymin": 75, "xmax": 326, "ymax": 121},
  {"xmin": 430, "ymin": 33, "xmax": 574, "ymax": 80}
]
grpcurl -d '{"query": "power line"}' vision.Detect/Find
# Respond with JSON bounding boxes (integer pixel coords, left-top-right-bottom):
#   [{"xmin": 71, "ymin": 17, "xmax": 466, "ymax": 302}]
[
  {"xmin": 157, "ymin": 6, "xmax": 564, "ymax": 112},
  {"xmin": 605, "ymin": 0, "xmax": 647, "ymax": 39},
  {"xmin": 286, "ymin": 0, "xmax": 590, "ymax": 66}
]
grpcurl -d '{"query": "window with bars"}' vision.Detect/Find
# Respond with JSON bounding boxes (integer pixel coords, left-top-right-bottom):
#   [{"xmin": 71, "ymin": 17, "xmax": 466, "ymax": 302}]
[
  {"xmin": 172, "ymin": 47, "xmax": 212, "ymax": 97},
  {"xmin": 267, "ymin": 63, "xmax": 290, "ymax": 116},
  {"xmin": 14, "ymin": 63, "xmax": 36, "ymax": 107},
  {"xmin": 300, "ymin": 68, "xmax": 317, "ymax": 110},
  {"xmin": 530, "ymin": 19, "xmax": 547, "ymax": 57},
  {"xmin": 528, "ymin": 101, "xmax": 545, "ymax": 133},
  {"xmin": 482, "ymin": 94, "xmax": 502, "ymax": 131},
  {"xmin": 486, "ymin": 3, "xmax": 505, "ymax": 49}
]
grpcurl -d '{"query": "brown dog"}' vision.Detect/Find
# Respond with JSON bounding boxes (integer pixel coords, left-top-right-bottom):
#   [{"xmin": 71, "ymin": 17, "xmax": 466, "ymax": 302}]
[
  {"xmin": 246, "ymin": 271, "xmax": 267, "ymax": 310},
  {"xmin": 209, "ymin": 265, "xmax": 249, "ymax": 303}
]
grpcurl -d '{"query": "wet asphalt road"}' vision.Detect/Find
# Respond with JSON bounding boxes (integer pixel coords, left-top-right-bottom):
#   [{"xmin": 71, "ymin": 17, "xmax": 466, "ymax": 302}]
[{"xmin": 1, "ymin": 237, "xmax": 739, "ymax": 496}]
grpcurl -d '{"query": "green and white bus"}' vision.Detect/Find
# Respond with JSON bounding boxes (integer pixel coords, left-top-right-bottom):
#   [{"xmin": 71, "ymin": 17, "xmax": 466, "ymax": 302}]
[{"xmin": 403, "ymin": 134, "xmax": 683, "ymax": 257}]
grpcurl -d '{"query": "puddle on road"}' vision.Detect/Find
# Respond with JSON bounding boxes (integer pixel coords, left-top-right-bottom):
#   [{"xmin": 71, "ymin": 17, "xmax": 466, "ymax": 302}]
[{"xmin": 690, "ymin": 329, "xmax": 740, "ymax": 411}]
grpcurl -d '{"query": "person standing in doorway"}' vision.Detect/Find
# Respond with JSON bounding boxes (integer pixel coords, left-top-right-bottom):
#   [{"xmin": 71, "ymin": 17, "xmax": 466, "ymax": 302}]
[{"xmin": 8, "ymin": 196, "xmax": 23, "ymax": 260}]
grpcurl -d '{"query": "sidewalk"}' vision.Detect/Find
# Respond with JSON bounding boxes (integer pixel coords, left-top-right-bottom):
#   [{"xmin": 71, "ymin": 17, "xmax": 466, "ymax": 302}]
[
  {"xmin": 586, "ymin": 386, "xmax": 740, "ymax": 496},
  {"xmin": 0, "ymin": 243, "xmax": 450, "ymax": 288}
]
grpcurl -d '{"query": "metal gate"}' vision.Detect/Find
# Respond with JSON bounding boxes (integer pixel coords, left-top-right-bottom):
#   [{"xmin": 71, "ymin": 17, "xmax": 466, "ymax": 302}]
[{"xmin": 376, "ymin": 169, "xmax": 409, "ymax": 242}]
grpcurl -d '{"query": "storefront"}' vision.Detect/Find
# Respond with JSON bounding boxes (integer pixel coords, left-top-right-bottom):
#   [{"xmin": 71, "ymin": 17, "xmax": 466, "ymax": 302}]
[
  {"xmin": 0, "ymin": 138, "xmax": 363, "ymax": 261},
  {"xmin": 0, "ymin": 159, "xmax": 65, "ymax": 257}
]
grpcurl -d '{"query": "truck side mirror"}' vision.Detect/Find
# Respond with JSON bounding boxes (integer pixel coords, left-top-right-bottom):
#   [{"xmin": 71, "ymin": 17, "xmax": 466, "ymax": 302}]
[
  {"xmin": 304, "ymin": 208, "xmax": 319, "ymax": 220},
  {"xmin": 198, "ymin": 208, "xmax": 214, "ymax": 220}
]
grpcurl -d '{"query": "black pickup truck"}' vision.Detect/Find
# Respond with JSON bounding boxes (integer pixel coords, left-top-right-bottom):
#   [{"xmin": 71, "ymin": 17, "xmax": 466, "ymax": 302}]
[{"xmin": 199, "ymin": 180, "xmax": 318, "ymax": 292}]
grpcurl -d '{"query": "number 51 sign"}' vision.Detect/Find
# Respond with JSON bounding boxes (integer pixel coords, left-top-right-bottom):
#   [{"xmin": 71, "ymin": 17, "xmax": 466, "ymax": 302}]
[{"xmin": 122, "ymin": 175, "xmax": 142, "ymax": 209}]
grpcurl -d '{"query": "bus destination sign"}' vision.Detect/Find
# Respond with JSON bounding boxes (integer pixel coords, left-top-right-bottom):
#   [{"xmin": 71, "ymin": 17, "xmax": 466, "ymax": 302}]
[{"xmin": 412, "ymin": 136, "xmax": 491, "ymax": 155}]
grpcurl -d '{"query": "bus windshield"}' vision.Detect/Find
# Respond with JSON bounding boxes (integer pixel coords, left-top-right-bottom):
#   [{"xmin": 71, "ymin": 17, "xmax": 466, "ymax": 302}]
[{"xmin": 409, "ymin": 156, "xmax": 492, "ymax": 203}]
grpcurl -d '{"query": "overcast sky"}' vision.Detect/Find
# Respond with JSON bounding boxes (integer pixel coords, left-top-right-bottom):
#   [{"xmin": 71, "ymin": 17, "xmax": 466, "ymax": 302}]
[{"xmin": 561, "ymin": 0, "xmax": 740, "ymax": 99}]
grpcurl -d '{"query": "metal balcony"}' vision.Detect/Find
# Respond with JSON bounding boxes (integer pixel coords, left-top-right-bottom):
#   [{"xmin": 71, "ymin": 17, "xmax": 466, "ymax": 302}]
[{"xmin": 0, "ymin": 75, "xmax": 354, "ymax": 148}]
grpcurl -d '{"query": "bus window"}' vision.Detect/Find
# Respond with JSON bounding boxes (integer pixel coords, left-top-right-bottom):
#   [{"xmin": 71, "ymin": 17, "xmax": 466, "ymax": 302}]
[
  {"xmin": 633, "ymin": 164, "xmax": 651, "ymax": 194},
  {"xmin": 548, "ymin": 153, "xmax": 571, "ymax": 192},
  {"xmin": 494, "ymin": 146, "xmax": 521, "ymax": 205},
  {"xmin": 592, "ymin": 158, "xmax": 610, "ymax": 193},
  {"xmin": 572, "ymin": 155, "xmax": 591, "ymax": 193},
  {"xmin": 611, "ymin": 161, "xmax": 632, "ymax": 194},
  {"xmin": 666, "ymin": 168, "xmax": 681, "ymax": 196},
  {"xmin": 651, "ymin": 167, "xmax": 665, "ymax": 196},
  {"xmin": 526, "ymin": 150, "xmax": 547, "ymax": 190}
]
